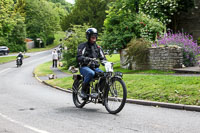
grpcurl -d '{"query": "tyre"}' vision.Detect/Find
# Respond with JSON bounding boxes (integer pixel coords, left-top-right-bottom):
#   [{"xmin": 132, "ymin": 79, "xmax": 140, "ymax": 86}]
[
  {"xmin": 72, "ymin": 79, "xmax": 87, "ymax": 108},
  {"xmin": 16, "ymin": 60, "xmax": 19, "ymax": 67},
  {"xmin": 16, "ymin": 60, "xmax": 20, "ymax": 67},
  {"xmin": 104, "ymin": 78, "xmax": 127, "ymax": 114}
]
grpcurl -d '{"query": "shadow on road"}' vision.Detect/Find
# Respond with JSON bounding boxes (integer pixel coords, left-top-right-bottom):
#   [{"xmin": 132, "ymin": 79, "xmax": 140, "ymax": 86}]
[{"xmin": 54, "ymin": 106, "xmax": 110, "ymax": 116}]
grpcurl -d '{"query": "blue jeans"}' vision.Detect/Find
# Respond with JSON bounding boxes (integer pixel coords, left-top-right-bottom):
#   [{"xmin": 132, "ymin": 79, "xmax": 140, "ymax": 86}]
[{"xmin": 80, "ymin": 67, "xmax": 103, "ymax": 84}]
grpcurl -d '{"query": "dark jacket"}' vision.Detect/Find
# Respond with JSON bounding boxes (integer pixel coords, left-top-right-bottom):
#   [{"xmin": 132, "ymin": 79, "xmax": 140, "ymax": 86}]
[
  {"xmin": 77, "ymin": 42, "xmax": 106, "ymax": 68},
  {"xmin": 17, "ymin": 53, "xmax": 23, "ymax": 59}
]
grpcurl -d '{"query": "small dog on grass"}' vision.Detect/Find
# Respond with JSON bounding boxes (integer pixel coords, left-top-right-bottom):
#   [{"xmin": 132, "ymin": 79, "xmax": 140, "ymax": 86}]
[
  {"xmin": 48, "ymin": 74, "xmax": 57, "ymax": 80},
  {"xmin": 68, "ymin": 66, "xmax": 78, "ymax": 73},
  {"xmin": 59, "ymin": 62, "xmax": 63, "ymax": 67}
]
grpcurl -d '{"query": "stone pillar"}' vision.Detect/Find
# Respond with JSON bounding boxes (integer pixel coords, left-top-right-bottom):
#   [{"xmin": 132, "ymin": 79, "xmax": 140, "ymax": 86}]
[
  {"xmin": 120, "ymin": 49, "xmax": 150, "ymax": 70},
  {"xmin": 120, "ymin": 49, "xmax": 129, "ymax": 69}
]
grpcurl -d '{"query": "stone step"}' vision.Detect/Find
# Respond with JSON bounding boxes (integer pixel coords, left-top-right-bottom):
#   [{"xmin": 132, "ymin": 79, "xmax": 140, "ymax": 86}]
[{"xmin": 173, "ymin": 66, "xmax": 200, "ymax": 74}]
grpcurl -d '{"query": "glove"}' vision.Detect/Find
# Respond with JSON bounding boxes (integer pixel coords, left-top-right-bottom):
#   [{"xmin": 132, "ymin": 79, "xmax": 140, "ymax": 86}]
[{"xmin": 101, "ymin": 60, "xmax": 107, "ymax": 66}]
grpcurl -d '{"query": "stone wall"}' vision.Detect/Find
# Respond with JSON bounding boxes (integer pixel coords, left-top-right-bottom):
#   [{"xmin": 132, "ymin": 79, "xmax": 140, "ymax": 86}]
[
  {"xmin": 120, "ymin": 46, "xmax": 183, "ymax": 70},
  {"xmin": 26, "ymin": 41, "xmax": 35, "ymax": 49},
  {"xmin": 149, "ymin": 46, "xmax": 183, "ymax": 70}
]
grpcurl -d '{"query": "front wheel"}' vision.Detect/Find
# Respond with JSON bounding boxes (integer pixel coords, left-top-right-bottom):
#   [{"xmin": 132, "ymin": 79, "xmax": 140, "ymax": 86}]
[
  {"xmin": 72, "ymin": 79, "xmax": 87, "ymax": 108},
  {"xmin": 104, "ymin": 78, "xmax": 127, "ymax": 114}
]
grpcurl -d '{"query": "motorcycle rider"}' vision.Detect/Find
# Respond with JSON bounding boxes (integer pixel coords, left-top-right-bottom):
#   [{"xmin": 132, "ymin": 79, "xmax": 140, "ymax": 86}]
[
  {"xmin": 77, "ymin": 28, "xmax": 106, "ymax": 99},
  {"xmin": 17, "ymin": 52, "xmax": 23, "ymax": 65}
]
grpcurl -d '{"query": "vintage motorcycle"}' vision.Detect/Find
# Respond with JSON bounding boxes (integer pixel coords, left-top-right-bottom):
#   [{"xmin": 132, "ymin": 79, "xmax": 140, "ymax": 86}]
[{"xmin": 72, "ymin": 58, "xmax": 127, "ymax": 114}]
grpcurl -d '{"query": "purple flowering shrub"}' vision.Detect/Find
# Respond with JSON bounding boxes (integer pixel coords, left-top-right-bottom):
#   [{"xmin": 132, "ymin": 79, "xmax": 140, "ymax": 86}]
[{"xmin": 152, "ymin": 32, "xmax": 200, "ymax": 67}]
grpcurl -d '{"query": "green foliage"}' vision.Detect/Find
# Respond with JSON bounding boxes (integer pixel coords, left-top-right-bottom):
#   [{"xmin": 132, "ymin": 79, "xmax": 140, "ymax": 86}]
[
  {"xmin": 9, "ymin": 13, "xmax": 26, "ymax": 45},
  {"xmin": 197, "ymin": 37, "xmax": 200, "ymax": 46},
  {"xmin": 63, "ymin": 0, "xmax": 111, "ymax": 32},
  {"xmin": 47, "ymin": 0, "xmax": 71, "ymax": 31},
  {"xmin": 125, "ymin": 38, "xmax": 151, "ymax": 67},
  {"xmin": 101, "ymin": 0, "xmax": 164, "ymax": 52},
  {"xmin": 7, "ymin": 43, "xmax": 27, "ymax": 52},
  {"xmin": 101, "ymin": 0, "xmax": 138, "ymax": 52},
  {"xmin": 46, "ymin": 34, "xmax": 55, "ymax": 45},
  {"xmin": 0, "ymin": 55, "xmax": 28, "ymax": 64},
  {"xmin": 34, "ymin": 61, "xmax": 54, "ymax": 76},
  {"xmin": 47, "ymin": 0, "xmax": 73, "ymax": 12},
  {"xmin": 124, "ymin": 74, "xmax": 200, "ymax": 105},
  {"xmin": 141, "ymin": 0, "xmax": 179, "ymax": 24},
  {"xmin": 14, "ymin": 0, "xmax": 26, "ymax": 17},
  {"xmin": 27, "ymin": 31, "xmax": 66, "ymax": 53},
  {"xmin": 0, "ymin": 0, "xmax": 71, "ymax": 52},
  {"xmin": 141, "ymin": 0, "xmax": 194, "ymax": 25},
  {"xmin": 62, "ymin": 24, "xmax": 89, "ymax": 69},
  {"xmin": 25, "ymin": 0, "xmax": 61, "ymax": 47},
  {"xmin": 0, "ymin": 0, "xmax": 26, "ymax": 52},
  {"xmin": 133, "ymin": 13, "xmax": 165, "ymax": 40},
  {"xmin": 0, "ymin": 0, "xmax": 16, "ymax": 37}
]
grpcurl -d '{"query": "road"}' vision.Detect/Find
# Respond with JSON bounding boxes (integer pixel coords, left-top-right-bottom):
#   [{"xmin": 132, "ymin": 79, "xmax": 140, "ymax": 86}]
[{"xmin": 0, "ymin": 50, "xmax": 200, "ymax": 133}]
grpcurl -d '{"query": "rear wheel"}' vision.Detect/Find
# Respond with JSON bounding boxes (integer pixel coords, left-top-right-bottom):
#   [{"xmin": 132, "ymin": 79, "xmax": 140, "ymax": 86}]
[
  {"xmin": 104, "ymin": 78, "xmax": 127, "ymax": 114},
  {"xmin": 72, "ymin": 80, "xmax": 87, "ymax": 108}
]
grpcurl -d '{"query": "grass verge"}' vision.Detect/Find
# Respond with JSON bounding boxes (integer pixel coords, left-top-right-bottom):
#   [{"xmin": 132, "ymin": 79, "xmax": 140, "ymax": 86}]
[
  {"xmin": 36, "ymin": 54, "xmax": 200, "ymax": 106},
  {"xmin": 0, "ymin": 55, "xmax": 29, "ymax": 64},
  {"xmin": 46, "ymin": 76, "xmax": 73, "ymax": 89},
  {"xmin": 34, "ymin": 61, "xmax": 54, "ymax": 76},
  {"xmin": 45, "ymin": 74, "xmax": 200, "ymax": 106},
  {"xmin": 46, "ymin": 74, "xmax": 200, "ymax": 105}
]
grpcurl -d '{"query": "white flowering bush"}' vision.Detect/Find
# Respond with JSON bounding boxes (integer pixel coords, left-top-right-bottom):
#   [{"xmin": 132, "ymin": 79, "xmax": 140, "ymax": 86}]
[{"xmin": 141, "ymin": 0, "xmax": 194, "ymax": 24}]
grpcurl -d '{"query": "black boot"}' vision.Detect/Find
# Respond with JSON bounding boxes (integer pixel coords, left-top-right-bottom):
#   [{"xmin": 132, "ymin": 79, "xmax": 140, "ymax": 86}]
[{"xmin": 80, "ymin": 83, "xmax": 89, "ymax": 100}]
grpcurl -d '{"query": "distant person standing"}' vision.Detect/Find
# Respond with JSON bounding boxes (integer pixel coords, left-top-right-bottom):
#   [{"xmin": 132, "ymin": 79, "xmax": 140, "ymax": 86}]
[
  {"xmin": 52, "ymin": 49, "xmax": 58, "ymax": 68},
  {"xmin": 59, "ymin": 39, "xmax": 63, "ymax": 52},
  {"xmin": 57, "ymin": 48, "xmax": 61, "ymax": 60}
]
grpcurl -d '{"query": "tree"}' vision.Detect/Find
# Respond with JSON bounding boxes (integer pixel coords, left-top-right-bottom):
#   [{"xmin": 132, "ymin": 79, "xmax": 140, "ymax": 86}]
[
  {"xmin": 0, "ymin": 0, "xmax": 26, "ymax": 52},
  {"xmin": 63, "ymin": 0, "xmax": 112, "ymax": 32},
  {"xmin": 25, "ymin": 0, "xmax": 61, "ymax": 47},
  {"xmin": 62, "ymin": 24, "xmax": 90, "ymax": 68},
  {"xmin": 141, "ymin": 0, "xmax": 194, "ymax": 31},
  {"xmin": 14, "ymin": 0, "xmax": 26, "ymax": 17},
  {"xmin": 101, "ymin": 0, "xmax": 164, "ymax": 53},
  {"xmin": 47, "ymin": 0, "xmax": 73, "ymax": 30},
  {"xmin": 9, "ymin": 13, "xmax": 26, "ymax": 45},
  {"xmin": 0, "ymin": 0, "xmax": 16, "ymax": 39}
]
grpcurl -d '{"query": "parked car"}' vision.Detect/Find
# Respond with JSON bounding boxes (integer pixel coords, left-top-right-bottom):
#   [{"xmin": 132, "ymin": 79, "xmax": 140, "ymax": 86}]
[{"xmin": 0, "ymin": 46, "xmax": 9, "ymax": 55}]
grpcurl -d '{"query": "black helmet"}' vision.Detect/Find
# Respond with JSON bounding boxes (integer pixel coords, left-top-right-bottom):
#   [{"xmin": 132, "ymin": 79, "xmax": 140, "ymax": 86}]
[{"xmin": 86, "ymin": 28, "xmax": 98, "ymax": 40}]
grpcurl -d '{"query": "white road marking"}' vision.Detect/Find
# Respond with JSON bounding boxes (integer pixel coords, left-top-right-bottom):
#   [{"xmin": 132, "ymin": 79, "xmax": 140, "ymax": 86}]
[
  {"xmin": 0, "ymin": 112, "xmax": 50, "ymax": 133},
  {"xmin": 0, "ymin": 68, "xmax": 11, "ymax": 74}
]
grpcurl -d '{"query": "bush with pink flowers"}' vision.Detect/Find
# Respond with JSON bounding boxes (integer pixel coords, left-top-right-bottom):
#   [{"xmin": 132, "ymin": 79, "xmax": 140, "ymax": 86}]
[{"xmin": 153, "ymin": 32, "xmax": 200, "ymax": 67}]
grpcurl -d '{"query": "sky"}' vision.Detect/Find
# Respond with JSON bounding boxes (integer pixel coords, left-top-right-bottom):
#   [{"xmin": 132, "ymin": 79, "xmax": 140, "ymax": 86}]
[{"xmin": 65, "ymin": 0, "xmax": 75, "ymax": 4}]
